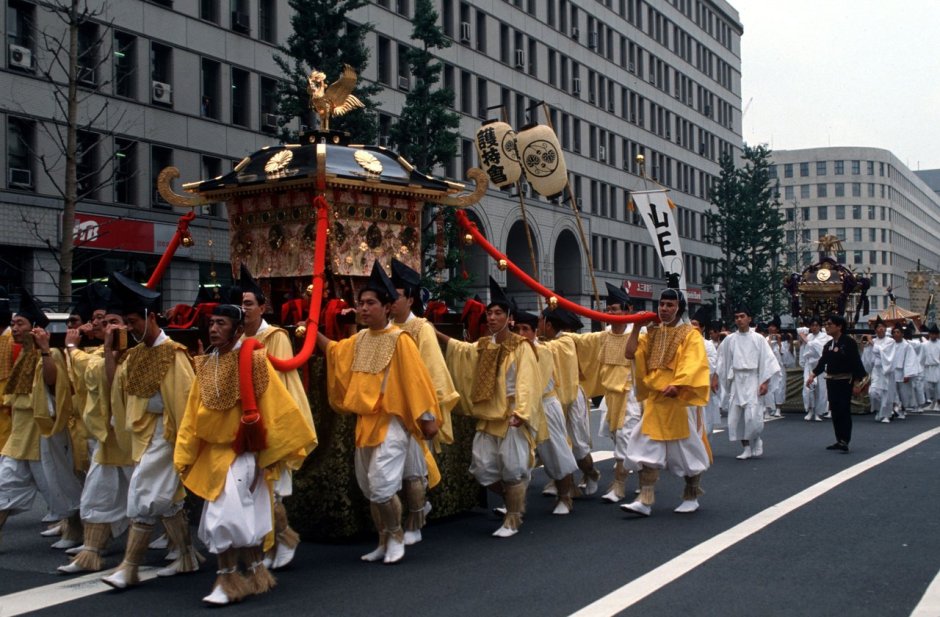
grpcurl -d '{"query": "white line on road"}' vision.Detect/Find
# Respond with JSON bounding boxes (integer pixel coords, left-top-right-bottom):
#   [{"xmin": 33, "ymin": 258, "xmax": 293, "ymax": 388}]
[
  {"xmin": 569, "ymin": 425, "xmax": 940, "ymax": 617},
  {"xmin": 911, "ymin": 566, "xmax": 940, "ymax": 617},
  {"xmin": 0, "ymin": 566, "xmax": 160, "ymax": 616}
]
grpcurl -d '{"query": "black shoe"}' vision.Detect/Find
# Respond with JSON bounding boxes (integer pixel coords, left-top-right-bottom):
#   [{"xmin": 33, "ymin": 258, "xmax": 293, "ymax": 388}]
[
  {"xmin": 825, "ymin": 442, "xmax": 841, "ymax": 450},
  {"xmin": 837, "ymin": 441, "xmax": 849, "ymax": 452}
]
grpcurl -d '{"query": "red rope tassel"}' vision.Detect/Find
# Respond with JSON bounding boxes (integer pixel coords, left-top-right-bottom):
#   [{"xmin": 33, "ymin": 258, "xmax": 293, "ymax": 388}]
[{"xmin": 233, "ymin": 338, "xmax": 267, "ymax": 455}]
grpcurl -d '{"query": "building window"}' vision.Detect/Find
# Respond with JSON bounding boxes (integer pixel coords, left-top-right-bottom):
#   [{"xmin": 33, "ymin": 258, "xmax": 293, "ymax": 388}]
[
  {"xmin": 816, "ymin": 161, "xmax": 826, "ymax": 176},
  {"xmin": 231, "ymin": 0, "xmax": 250, "ymax": 34},
  {"xmin": 113, "ymin": 31, "xmax": 136, "ymax": 98},
  {"xmin": 377, "ymin": 37, "xmax": 391, "ymax": 85},
  {"xmin": 260, "ymin": 77, "xmax": 278, "ymax": 132},
  {"xmin": 397, "ymin": 0, "xmax": 410, "ymax": 17},
  {"xmin": 852, "ymin": 182, "xmax": 861, "ymax": 197},
  {"xmin": 151, "ymin": 145, "xmax": 173, "ymax": 209},
  {"xmin": 201, "ymin": 58, "xmax": 221, "ymax": 119},
  {"xmin": 835, "ymin": 204, "xmax": 845, "ymax": 219},
  {"xmin": 835, "ymin": 183, "xmax": 844, "ymax": 197},
  {"xmin": 867, "ymin": 161, "xmax": 874, "ymax": 175},
  {"xmin": 799, "ymin": 162, "xmax": 809, "ymax": 177},
  {"xmin": 231, "ymin": 67, "xmax": 250, "ymax": 127},
  {"xmin": 784, "ymin": 163, "xmax": 793, "ymax": 178},
  {"xmin": 7, "ymin": 0, "xmax": 34, "ymax": 51},
  {"xmin": 200, "ymin": 0, "xmax": 220, "ymax": 22},
  {"xmin": 460, "ymin": 70, "xmax": 471, "ymax": 113},
  {"xmin": 868, "ymin": 205, "xmax": 876, "ymax": 220},
  {"xmin": 852, "ymin": 160, "xmax": 860, "ymax": 175},
  {"xmin": 200, "ymin": 156, "xmax": 222, "ymax": 216},
  {"xmin": 77, "ymin": 21, "xmax": 100, "ymax": 86},
  {"xmin": 113, "ymin": 138, "xmax": 136, "ymax": 205},
  {"xmin": 869, "ymin": 228, "xmax": 876, "ymax": 242},
  {"xmin": 6, "ymin": 116, "xmax": 35, "ymax": 189},
  {"xmin": 834, "ymin": 160, "xmax": 844, "ymax": 174},
  {"xmin": 852, "ymin": 205, "xmax": 861, "ymax": 219},
  {"xmin": 76, "ymin": 130, "xmax": 100, "ymax": 199},
  {"xmin": 784, "ymin": 185, "xmax": 794, "ymax": 200},
  {"xmin": 476, "ymin": 77, "xmax": 488, "ymax": 119},
  {"xmin": 868, "ymin": 183, "xmax": 875, "ymax": 197},
  {"xmin": 258, "ymin": 0, "xmax": 276, "ymax": 43},
  {"xmin": 800, "ymin": 184, "xmax": 810, "ymax": 199},
  {"xmin": 150, "ymin": 42, "xmax": 173, "ymax": 105},
  {"xmin": 397, "ymin": 43, "xmax": 411, "ymax": 89},
  {"xmin": 817, "ymin": 183, "xmax": 827, "ymax": 198},
  {"xmin": 785, "ymin": 208, "xmax": 794, "ymax": 222},
  {"xmin": 853, "ymin": 228, "xmax": 862, "ymax": 242},
  {"xmin": 817, "ymin": 206, "xmax": 828, "ymax": 220},
  {"xmin": 475, "ymin": 10, "xmax": 486, "ymax": 53}
]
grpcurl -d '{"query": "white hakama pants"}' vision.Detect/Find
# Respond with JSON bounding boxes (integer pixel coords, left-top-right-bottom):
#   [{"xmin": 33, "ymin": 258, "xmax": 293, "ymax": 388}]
[
  {"xmin": 198, "ymin": 452, "xmax": 272, "ymax": 554},
  {"xmin": 81, "ymin": 459, "xmax": 133, "ymax": 536},
  {"xmin": 39, "ymin": 431, "xmax": 83, "ymax": 520},
  {"xmin": 535, "ymin": 396, "xmax": 579, "ymax": 480},
  {"xmin": 626, "ymin": 409, "xmax": 711, "ymax": 478},
  {"xmin": 0, "ymin": 456, "xmax": 52, "ymax": 513},
  {"xmin": 354, "ymin": 417, "xmax": 409, "ymax": 503},
  {"xmin": 469, "ymin": 426, "xmax": 531, "ymax": 486},
  {"xmin": 127, "ymin": 421, "xmax": 183, "ymax": 523}
]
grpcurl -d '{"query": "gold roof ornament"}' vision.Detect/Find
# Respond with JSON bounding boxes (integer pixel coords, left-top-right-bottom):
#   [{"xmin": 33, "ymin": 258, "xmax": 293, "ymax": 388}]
[
  {"xmin": 816, "ymin": 234, "xmax": 843, "ymax": 255},
  {"xmin": 308, "ymin": 64, "xmax": 365, "ymax": 131}
]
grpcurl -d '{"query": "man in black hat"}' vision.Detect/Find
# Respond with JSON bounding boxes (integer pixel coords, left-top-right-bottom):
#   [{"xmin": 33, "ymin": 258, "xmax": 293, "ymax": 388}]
[
  {"xmin": 861, "ymin": 316, "xmax": 896, "ymax": 422},
  {"xmin": 175, "ymin": 302, "xmax": 316, "ymax": 605},
  {"xmin": 715, "ymin": 305, "xmax": 780, "ymax": 460},
  {"xmin": 388, "ymin": 258, "xmax": 457, "ymax": 545},
  {"xmin": 570, "ymin": 282, "xmax": 637, "ymax": 502},
  {"xmin": 317, "ymin": 261, "xmax": 442, "ymax": 563},
  {"xmin": 238, "ymin": 263, "xmax": 316, "ymax": 570},
  {"xmin": 622, "ymin": 285, "xmax": 711, "ymax": 516},
  {"xmin": 58, "ymin": 294, "xmax": 135, "ymax": 574},
  {"xmin": 511, "ymin": 305, "xmax": 578, "ymax": 515},
  {"xmin": 102, "ymin": 272, "xmax": 202, "ymax": 589},
  {"xmin": 0, "ymin": 290, "xmax": 82, "ymax": 547},
  {"xmin": 437, "ymin": 276, "xmax": 540, "ymax": 537},
  {"xmin": 922, "ymin": 324, "xmax": 940, "ymax": 411}
]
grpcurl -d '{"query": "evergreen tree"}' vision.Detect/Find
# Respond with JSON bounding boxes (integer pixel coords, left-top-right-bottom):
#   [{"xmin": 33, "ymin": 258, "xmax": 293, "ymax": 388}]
[
  {"xmin": 705, "ymin": 144, "xmax": 785, "ymax": 320},
  {"xmin": 388, "ymin": 0, "xmax": 460, "ymax": 173},
  {"xmin": 273, "ymin": 0, "xmax": 380, "ymax": 143},
  {"xmin": 387, "ymin": 0, "xmax": 466, "ymax": 302}
]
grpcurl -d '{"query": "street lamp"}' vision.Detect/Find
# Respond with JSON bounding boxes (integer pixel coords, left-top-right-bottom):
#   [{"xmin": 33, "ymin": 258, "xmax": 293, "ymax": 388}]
[{"xmin": 713, "ymin": 282, "xmax": 721, "ymax": 323}]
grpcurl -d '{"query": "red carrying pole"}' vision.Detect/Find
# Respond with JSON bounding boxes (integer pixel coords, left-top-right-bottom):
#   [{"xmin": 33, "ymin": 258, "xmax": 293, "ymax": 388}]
[{"xmin": 147, "ymin": 211, "xmax": 197, "ymax": 289}]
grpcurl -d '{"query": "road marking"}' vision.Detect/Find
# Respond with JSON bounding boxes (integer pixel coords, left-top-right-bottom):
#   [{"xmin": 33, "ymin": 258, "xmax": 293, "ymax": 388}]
[
  {"xmin": 569, "ymin": 425, "xmax": 940, "ymax": 617},
  {"xmin": 911, "ymin": 566, "xmax": 940, "ymax": 617},
  {"xmin": 0, "ymin": 566, "xmax": 159, "ymax": 616}
]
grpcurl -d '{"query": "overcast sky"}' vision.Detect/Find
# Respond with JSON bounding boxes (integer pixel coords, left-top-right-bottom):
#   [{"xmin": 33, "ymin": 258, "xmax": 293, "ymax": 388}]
[{"xmin": 735, "ymin": 0, "xmax": 940, "ymax": 171}]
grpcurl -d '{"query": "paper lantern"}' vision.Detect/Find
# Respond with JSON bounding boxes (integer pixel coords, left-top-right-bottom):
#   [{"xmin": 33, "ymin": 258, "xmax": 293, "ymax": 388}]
[
  {"xmin": 474, "ymin": 120, "xmax": 521, "ymax": 188},
  {"xmin": 516, "ymin": 123, "xmax": 568, "ymax": 199}
]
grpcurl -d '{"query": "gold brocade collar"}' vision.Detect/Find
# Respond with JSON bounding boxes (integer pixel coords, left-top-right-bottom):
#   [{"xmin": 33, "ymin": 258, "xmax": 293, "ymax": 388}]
[
  {"xmin": 194, "ymin": 348, "xmax": 269, "ymax": 411},
  {"xmin": 351, "ymin": 327, "xmax": 402, "ymax": 374},
  {"xmin": 4, "ymin": 346, "xmax": 37, "ymax": 395},
  {"xmin": 646, "ymin": 323, "xmax": 694, "ymax": 371},
  {"xmin": 0, "ymin": 333, "xmax": 14, "ymax": 381},
  {"xmin": 600, "ymin": 331, "xmax": 630, "ymax": 366},
  {"xmin": 395, "ymin": 317, "xmax": 426, "ymax": 341},
  {"xmin": 470, "ymin": 332, "xmax": 526, "ymax": 404},
  {"xmin": 125, "ymin": 341, "xmax": 180, "ymax": 398}
]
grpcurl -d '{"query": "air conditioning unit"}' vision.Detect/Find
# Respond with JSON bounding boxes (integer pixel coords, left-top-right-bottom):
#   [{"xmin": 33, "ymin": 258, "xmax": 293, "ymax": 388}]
[
  {"xmin": 262, "ymin": 113, "xmax": 279, "ymax": 130},
  {"xmin": 628, "ymin": 62, "xmax": 635, "ymax": 73},
  {"xmin": 232, "ymin": 11, "xmax": 250, "ymax": 33},
  {"xmin": 378, "ymin": 135, "xmax": 390, "ymax": 147},
  {"xmin": 8, "ymin": 168, "xmax": 32, "ymax": 188},
  {"xmin": 152, "ymin": 80, "xmax": 173, "ymax": 104},
  {"xmin": 572, "ymin": 77, "xmax": 581, "ymax": 95},
  {"xmin": 460, "ymin": 21, "xmax": 471, "ymax": 43},
  {"xmin": 598, "ymin": 145, "xmax": 607, "ymax": 162},
  {"xmin": 589, "ymin": 31, "xmax": 598, "ymax": 49},
  {"xmin": 9, "ymin": 44, "xmax": 32, "ymax": 70},
  {"xmin": 571, "ymin": 26, "xmax": 579, "ymax": 39},
  {"xmin": 515, "ymin": 49, "xmax": 525, "ymax": 69},
  {"xmin": 398, "ymin": 75, "xmax": 410, "ymax": 91}
]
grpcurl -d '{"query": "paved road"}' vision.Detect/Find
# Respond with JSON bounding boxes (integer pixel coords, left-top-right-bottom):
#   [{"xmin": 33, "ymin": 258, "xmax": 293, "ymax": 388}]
[{"xmin": 1, "ymin": 410, "xmax": 938, "ymax": 617}]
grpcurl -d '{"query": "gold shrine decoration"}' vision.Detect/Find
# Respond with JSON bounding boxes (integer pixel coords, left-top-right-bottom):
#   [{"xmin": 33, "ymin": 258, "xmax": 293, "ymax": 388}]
[
  {"xmin": 157, "ymin": 167, "xmax": 208, "ymax": 209},
  {"xmin": 308, "ymin": 64, "xmax": 365, "ymax": 131},
  {"xmin": 816, "ymin": 234, "xmax": 843, "ymax": 255}
]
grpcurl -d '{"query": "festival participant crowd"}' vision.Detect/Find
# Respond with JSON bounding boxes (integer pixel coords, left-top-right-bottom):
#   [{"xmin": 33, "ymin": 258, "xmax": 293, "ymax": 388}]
[{"xmin": 0, "ymin": 262, "xmax": 935, "ymax": 608}]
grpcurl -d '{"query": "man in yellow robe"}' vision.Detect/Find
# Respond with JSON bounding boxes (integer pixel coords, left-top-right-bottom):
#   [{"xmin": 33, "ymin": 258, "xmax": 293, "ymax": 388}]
[
  {"xmin": 0, "ymin": 291, "xmax": 80, "ymax": 546},
  {"xmin": 59, "ymin": 301, "xmax": 135, "ymax": 574},
  {"xmin": 438, "ymin": 277, "xmax": 541, "ymax": 538},
  {"xmin": 623, "ymin": 286, "xmax": 711, "ymax": 516},
  {"xmin": 317, "ymin": 261, "xmax": 441, "ymax": 564},
  {"xmin": 102, "ymin": 272, "xmax": 201, "ymax": 590},
  {"xmin": 239, "ymin": 264, "xmax": 316, "ymax": 570},
  {"xmin": 175, "ymin": 303, "xmax": 316, "ymax": 606},
  {"xmin": 570, "ymin": 283, "xmax": 639, "ymax": 502},
  {"xmin": 389, "ymin": 258, "xmax": 457, "ymax": 545}
]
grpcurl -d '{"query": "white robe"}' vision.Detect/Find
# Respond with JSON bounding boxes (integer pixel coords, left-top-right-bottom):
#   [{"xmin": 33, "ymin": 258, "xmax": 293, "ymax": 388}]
[
  {"xmin": 892, "ymin": 339, "xmax": 921, "ymax": 412},
  {"xmin": 862, "ymin": 335, "xmax": 896, "ymax": 420},
  {"xmin": 717, "ymin": 330, "xmax": 780, "ymax": 442},
  {"xmin": 701, "ymin": 338, "xmax": 721, "ymax": 434},
  {"xmin": 800, "ymin": 330, "xmax": 832, "ymax": 416},
  {"xmin": 921, "ymin": 339, "xmax": 940, "ymax": 400}
]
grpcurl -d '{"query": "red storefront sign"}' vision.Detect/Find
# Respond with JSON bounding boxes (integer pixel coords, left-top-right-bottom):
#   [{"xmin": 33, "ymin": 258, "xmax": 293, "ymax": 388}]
[
  {"xmin": 73, "ymin": 213, "xmax": 154, "ymax": 252},
  {"xmin": 686, "ymin": 287, "xmax": 702, "ymax": 302},
  {"xmin": 623, "ymin": 280, "xmax": 654, "ymax": 299}
]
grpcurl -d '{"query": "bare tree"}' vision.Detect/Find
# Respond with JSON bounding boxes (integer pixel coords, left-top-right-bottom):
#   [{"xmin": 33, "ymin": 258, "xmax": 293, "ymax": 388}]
[{"xmin": 14, "ymin": 0, "xmax": 127, "ymax": 304}]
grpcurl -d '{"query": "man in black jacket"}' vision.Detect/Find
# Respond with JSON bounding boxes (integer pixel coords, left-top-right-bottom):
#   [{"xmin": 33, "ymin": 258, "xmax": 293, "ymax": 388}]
[{"xmin": 806, "ymin": 314, "xmax": 867, "ymax": 452}]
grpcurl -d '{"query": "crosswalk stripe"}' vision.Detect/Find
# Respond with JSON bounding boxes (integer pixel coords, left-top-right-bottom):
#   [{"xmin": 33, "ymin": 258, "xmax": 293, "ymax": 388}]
[
  {"xmin": 0, "ymin": 566, "xmax": 160, "ymax": 615},
  {"xmin": 569, "ymin": 425, "xmax": 940, "ymax": 617}
]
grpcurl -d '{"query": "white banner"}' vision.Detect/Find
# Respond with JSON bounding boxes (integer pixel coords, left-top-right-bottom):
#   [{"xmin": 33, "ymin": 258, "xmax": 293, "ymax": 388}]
[{"xmin": 630, "ymin": 190, "xmax": 687, "ymax": 295}]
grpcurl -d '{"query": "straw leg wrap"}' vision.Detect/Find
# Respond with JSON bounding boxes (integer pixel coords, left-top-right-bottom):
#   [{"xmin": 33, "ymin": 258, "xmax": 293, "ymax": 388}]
[
  {"xmin": 682, "ymin": 474, "xmax": 704, "ymax": 501},
  {"xmin": 638, "ymin": 466, "xmax": 660, "ymax": 506},
  {"xmin": 403, "ymin": 477, "xmax": 427, "ymax": 532}
]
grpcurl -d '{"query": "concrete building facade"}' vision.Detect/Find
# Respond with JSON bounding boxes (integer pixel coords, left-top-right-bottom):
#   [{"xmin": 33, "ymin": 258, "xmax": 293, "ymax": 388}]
[
  {"xmin": 1, "ymin": 0, "xmax": 743, "ymax": 315},
  {"xmin": 771, "ymin": 147, "xmax": 940, "ymax": 312}
]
